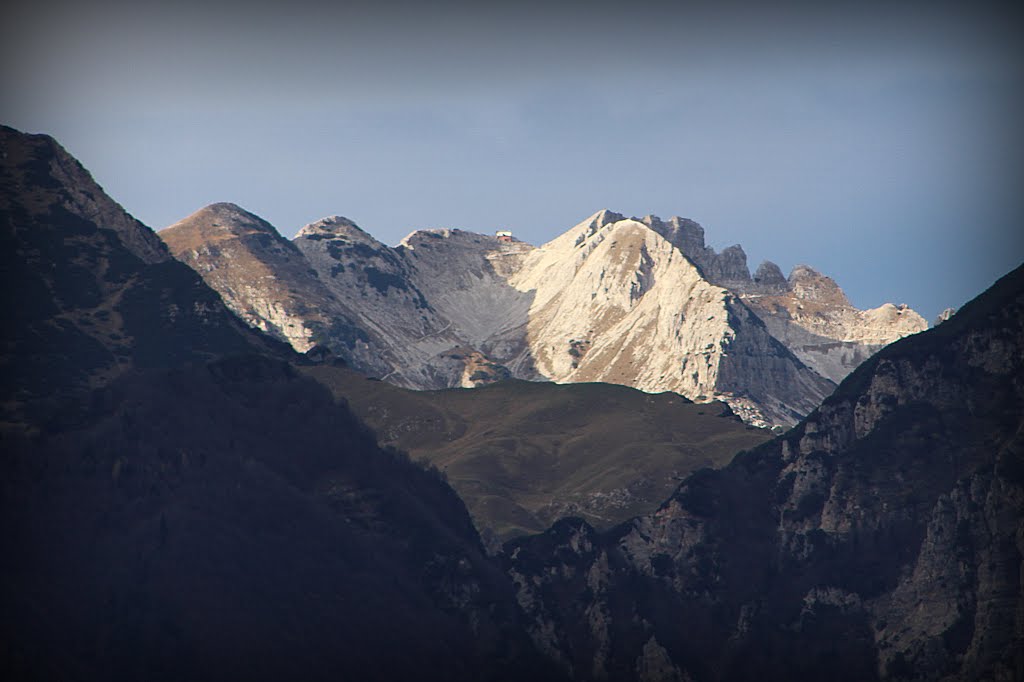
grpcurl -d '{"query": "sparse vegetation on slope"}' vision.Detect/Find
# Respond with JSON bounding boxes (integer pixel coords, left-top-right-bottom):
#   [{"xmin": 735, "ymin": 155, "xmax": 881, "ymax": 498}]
[{"xmin": 306, "ymin": 367, "xmax": 770, "ymax": 543}]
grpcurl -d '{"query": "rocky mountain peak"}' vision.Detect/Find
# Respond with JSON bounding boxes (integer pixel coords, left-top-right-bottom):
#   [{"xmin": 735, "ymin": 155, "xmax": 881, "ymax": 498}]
[
  {"xmin": 634, "ymin": 210, "xmax": 927, "ymax": 385},
  {"xmin": 158, "ymin": 204, "xmax": 378, "ymax": 362},
  {"xmin": 202, "ymin": 201, "xmax": 257, "ymax": 217},
  {"xmin": 788, "ymin": 264, "xmax": 851, "ymax": 306},
  {"xmin": 160, "ymin": 200, "xmax": 927, "ymax": 427},
  {"xmin": 294, "ymin": 215, "xmax": 379, "ymax": 247},
  {"xmin": 752, "ymin": 260, "xmax": 789, "ymax": 292},
  {"xmin": 161, "ymin": 202, "xmax": 281, "ymax": 248},
  {"xmin": 591, "ymin": 208, "xmax": 626, "ymax": 228},
  {"xmin": 508, "ymin": 211, "xmax": 834, "ymax": 426},
  {"xmin": 398, "ymin": 227, "xmax": 498, "ymax": 251},
  {"xmin": 640, "ymin": 213, "xmax": 752, "ymax": 287},
  {"xmin": 715, "ymin": 244, "xmax": 753, "ymax": 286},
  {"xmin": 641, "ymin": 214, "xmax": 709, "ymax": 261},
  {"xmin": 740, "ymin": 262, "xmax": 927, "ymax": 384},
  {"xmin": 563, "ymin": 209, "xmax": 627, "ymax": 245},
  {"xmin": 198, "ymin": 202, "xmax": 274, "ymax": 227}
]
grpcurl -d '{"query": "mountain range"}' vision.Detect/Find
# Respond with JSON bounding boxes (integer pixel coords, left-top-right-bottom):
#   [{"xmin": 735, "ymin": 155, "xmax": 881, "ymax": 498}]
[
  {"xmin": 2, "ymin": 124, "xmax": 1019, "ymax": 681},
  {"xmin": 160, "ymin": 204, "xmax": 927, "ymax": 427}
]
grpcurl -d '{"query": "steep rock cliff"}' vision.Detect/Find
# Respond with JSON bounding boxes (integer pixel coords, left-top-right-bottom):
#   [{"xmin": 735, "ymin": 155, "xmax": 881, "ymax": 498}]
[
  {"xmin": 293, "ymin": 219, "xmax": 514, "ymax": 388},
  {"xmin": 506, "ymin": 263, "xmax": 1024, "ymax": 681},
  {"xmin": 641, "ymin": 213, "xmax": 928, "ymax": 384},
  {"xmin": 741, "ymin": 265, "xmax": 928, "ymax": 383}
]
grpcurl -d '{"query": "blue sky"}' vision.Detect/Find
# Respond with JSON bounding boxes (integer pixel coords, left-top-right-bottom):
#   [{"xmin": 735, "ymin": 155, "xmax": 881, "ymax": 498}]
[{"xmin": 3, "ymin": 0, "xmax": 1022, "ymax": 321}]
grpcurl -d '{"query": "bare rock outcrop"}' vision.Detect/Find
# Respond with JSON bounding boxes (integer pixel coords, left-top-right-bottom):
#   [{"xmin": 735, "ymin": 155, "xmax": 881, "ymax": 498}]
[
  {"xmin": 934, "ymin": 307, "xmax": 956, "ymax": 326},
  {"xmin": 294, "ymin": 219, "xmax": 516, "ymax": 388},
  {"xmin": 640, "ymin": 213, "xmax": 927, "ymax": 384},
  {"xmin": 741, "ymin": 264, "xmax": 927, "ymax": 383},
  {"xmin": 752, "ymin": 260, "xmax": 788, "ymax": 293},
  {"xmin": 641, "ymin": 214, "xmax": 752, "ymax": 289},
  {"xmin": 320, "ymin": 210, "xmax": 831, "ymax": 425}
]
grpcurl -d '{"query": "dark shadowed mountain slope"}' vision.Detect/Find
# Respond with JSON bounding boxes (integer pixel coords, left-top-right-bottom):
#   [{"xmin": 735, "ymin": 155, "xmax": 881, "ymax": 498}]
[
  {"xmin": 0, "ymin": 355, "xmax": 560, "ymax": 681},
  {"xmin": 0, "ymin": 126, "xmax": 290, "ymax": 423},
  {"xmin": 305, "ymin": 366, "xmax": 770, "ymax": 544},
  {"xmin": 505, "ymin": 263, "xmax": 1024, "ymax": 681}
]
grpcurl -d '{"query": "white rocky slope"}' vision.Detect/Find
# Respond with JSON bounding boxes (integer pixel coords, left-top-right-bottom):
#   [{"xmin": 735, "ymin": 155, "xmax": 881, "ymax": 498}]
[
  {"xmin": 294, "ymin": 218, "xmax": 517, "ymax": 388},
  {"xmin": 503, "ymin": 210, "xmax": 835, "ymax": 425},
  {"xmin": 641, "ymin": 214, "xmax": 928, "ymax": 383}
]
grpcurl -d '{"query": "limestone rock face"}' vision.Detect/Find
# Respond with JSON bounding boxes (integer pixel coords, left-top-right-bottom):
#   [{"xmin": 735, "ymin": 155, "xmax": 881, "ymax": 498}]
[
  {"xmin": 641, "ymin": 214, "xmax": 751, "ymax": 289},
  {"xmin": 506, "ymin": 263, "xmax": 1024, "ymax": 681},
  {"xmin": 294, "ymin": 220, "xmax": 517, "ymax": 388},
  {"xmin": 934, "ymin": 307, "xmax": 956, "ymax": 326},
  {"xmin": 641, "ymin": 213, "xmax": 928, "ymax": 384},
  {"xmin": 741, "ymin": 265, "xmax": 928, "ymax": 383},
  {"xmin": 506, "ymin": 213, "xmax": 833, "ymax": 426},
  {"xmin": 397, "ymin": 228, "xmax": 535, "ymax": 375},
  {"xmin": 160, "ymin": 204, "xmax": 387, "ymax": 375}
]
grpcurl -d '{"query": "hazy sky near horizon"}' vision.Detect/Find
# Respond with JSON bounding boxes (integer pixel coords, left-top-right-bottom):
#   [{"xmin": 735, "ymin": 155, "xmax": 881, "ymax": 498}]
[{"xmin": 3, "ymin": 0, "xmax": 1022, "ymax": 321}]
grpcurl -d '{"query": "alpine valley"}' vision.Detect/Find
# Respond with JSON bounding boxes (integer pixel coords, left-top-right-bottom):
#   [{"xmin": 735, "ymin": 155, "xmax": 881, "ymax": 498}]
[{"xmin": 2, "ymin": 125, "xmax": 1020, "ymax": 682}]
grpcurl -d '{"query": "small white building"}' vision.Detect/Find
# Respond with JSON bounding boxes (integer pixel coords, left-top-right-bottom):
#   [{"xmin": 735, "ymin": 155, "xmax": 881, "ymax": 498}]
[{"xmin": 495, "ymin": 230, "xmax": 513, "ymax": 242}]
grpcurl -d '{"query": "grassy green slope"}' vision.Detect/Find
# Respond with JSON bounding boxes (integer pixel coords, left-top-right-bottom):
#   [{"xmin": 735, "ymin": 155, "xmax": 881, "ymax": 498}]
[{"xmin": 306, "ymin": 367, "xmax": 770, "ymax": 543}]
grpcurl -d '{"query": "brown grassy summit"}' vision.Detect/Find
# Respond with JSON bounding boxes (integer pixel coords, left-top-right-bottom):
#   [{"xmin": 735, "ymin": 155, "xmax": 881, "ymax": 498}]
[{"xmin": 160, "ymin": 202, "xmax": 280, "ymax": 250}]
